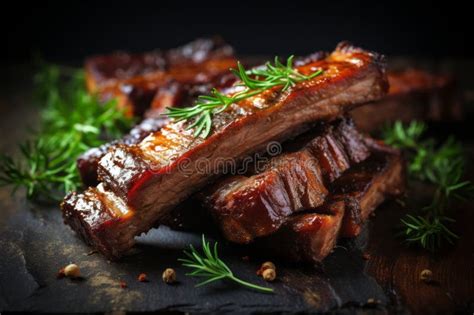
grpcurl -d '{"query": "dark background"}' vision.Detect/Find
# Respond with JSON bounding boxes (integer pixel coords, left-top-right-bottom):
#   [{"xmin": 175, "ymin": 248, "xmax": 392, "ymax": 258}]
[{"xmin": 1, "ymin": 2, "xmax": 472, "ymax": 65}]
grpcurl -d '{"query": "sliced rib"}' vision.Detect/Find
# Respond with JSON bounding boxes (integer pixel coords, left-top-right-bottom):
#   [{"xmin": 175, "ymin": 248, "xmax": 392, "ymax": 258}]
[
  {"xmin": 200, "ymin": 117, "xmax": 371, "ymax": 243},
  {"xmin": 85, "ymin": 38, "xmax": 236, "ymax": 116},
  {"xmin": 62, "ymin": 43, "xmax": 388, "ymax": 259}
]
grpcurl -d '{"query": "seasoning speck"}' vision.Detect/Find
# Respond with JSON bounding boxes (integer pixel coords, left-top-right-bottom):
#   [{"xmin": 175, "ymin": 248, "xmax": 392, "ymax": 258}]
[
  {"xmin": 257, "ymin": 261, "xmax": 276, "ymax": 275},
  {"xmin": 162, "ymin": 268, "xmax": 176, "ymax": 284},
  {"xmin": 420, "ymin": 269, "xmax": 433, "ymax": 283},
  {"xmin": 138, "ymin": 273, "xmax": 148, "ymax": 282},
  {"xmin": 262, "ymin": 268, "xmax": 276, "ymax": 282},
  {"xmin": 63, "ymin": 264, "xmax": 80, "ymax": 278}
]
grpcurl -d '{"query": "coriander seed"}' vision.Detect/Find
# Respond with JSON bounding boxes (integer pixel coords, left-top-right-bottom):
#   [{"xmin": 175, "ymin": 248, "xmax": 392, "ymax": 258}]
[
  {"xmin": 162, "ymin": 268, "xmax": 176, "ymax": 284},
  {"xmin": 262, "ymin": 268, "xmax": 276, "ymax": 281}
]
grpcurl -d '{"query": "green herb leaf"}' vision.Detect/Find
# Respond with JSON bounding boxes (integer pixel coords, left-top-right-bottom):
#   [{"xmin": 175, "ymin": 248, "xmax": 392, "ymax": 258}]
[
  {"xmin": 0, "ymin": 64, "xmax": 134, "ymax": 202},
  {"xmin": 400, "ymin": 214, "xmax": 458, "ymax": 252},
  {"xmin": 165, "ymin": 56, "xmax": 323, "ymax": 138},
  {"xmin": 179, "ymin": 235, "xmax": 274, "ymax": 293},
  {"xmin": 383, "ymin": 120, "xmax": 473, "ymax": 251}
]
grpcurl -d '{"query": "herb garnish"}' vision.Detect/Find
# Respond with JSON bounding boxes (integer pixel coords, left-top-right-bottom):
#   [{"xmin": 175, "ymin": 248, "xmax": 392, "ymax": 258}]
[
  {"xmin": 382, "ymin": 121, "xmax": 473, "ymax": 251},
  {"xmin": 0, "ymin": 64, "xmax": 133, "ymax": 202},
  {"xmin": 165, "ymin": 56, "xmax": 323, "ymax": 138},
  {"xmin": 179, "ymin": 235, "xmax": 274, "ymax": 293}
]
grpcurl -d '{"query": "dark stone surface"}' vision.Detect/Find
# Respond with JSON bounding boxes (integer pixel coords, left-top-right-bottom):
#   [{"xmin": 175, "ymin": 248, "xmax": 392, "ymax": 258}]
[
  {"xmin": 0, "ymin": 196, "xmax": 392, "ymax": 313},
  {"xmin": 1, "ymin": 60, "xmax": 474, "ymax": 314}
]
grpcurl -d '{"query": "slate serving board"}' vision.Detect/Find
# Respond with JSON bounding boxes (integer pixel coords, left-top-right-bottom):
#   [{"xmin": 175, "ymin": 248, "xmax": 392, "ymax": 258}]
[{"xmin": 1, "ymin": 60, "xmax": 473, "ymax": 314}]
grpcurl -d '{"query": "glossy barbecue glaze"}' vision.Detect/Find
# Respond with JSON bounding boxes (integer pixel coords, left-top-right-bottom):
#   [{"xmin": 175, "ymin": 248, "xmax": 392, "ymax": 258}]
[
  {"xmin": 85, "ymin": 38, "xmax": 237, "ymax": 116},
  {"xmin": 258, "ymin": 201, "xmax": 345, "ymax": 263},
  {"xmin": 333, "ymin": 151, "xmax": 405, "ymax": 238},
  {"xmin": 77, "ymin": 115, "xmax": 170, "ymax": 186},
  {"xmin": 77, "ymin": 67, "xmax": 453, "ymax": 187},
  {"xmin": 255, "ymin": 149, "xmax": 404, "ymax": 263},
  {"xmin": 78, "ymin": 78, "xmax": 237, "ymax": 187},
  {"xmin": 201, "ymin": 118, "xmax": 371, "ymax": 244},
  {"xmin": 352, "ymin": 69, "xmax": 458, "ymax": 132},
  {"xmin": 63, "ymin": 43, "xmax": 388, "ymax": 259}
]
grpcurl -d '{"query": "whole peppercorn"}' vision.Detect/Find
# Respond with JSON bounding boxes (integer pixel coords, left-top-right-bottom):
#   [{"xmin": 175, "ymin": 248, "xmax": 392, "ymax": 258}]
[
  {"xmin": 63, "ymin": 264, "xmax": 81, "ymax": 278},
  {"xmin": 420, "ymin": 269, "xmax": 433, "ymax": 283},
  {"xmin": 262, "ymin": 261, "xmax": 276, "ymax": 271},
  {"xmin": 162, "ymin": 268, "xmax": 176, "ymax": 284},
  {"xmin": 257, "ymin": 261, "xmax": 276, "ymax": 276},
  {"xmin": 262, "ymin": 268, "xmax": 276, "ymax": 282}
]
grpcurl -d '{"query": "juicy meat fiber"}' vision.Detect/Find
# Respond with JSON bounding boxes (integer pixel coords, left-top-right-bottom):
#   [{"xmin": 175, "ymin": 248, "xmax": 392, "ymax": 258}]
[
  {"xmin": 352, "ymin": 69, "xmax": 458, "ymax": 132},
  {"xmin": 78, "ymin": 60, "xmax": 236, "ymax": 186},
  {"xmin": 77, "ymin": 115, "xmax": 170, "ymax": 186},
  {"xmin": 258, "ymin": 201, "xmax": 345, "ymax": 263},
  {"xmin": 333, "ymin": 150, "xmax": 405, "ymax": 238},
  {"xmin": 256, "ymin": 149, "xmax": 404, "ymax": 263},
  {"xmin": 85, "ymin": 38, "xmax": 236, "ymax": 116},
  {"xmin": 62, "ymin": 43, "xmax": 388, "ymax": 259},
  {"xmin": 201, "ymin": 117, "xmax": 371, "ymax": 244}
]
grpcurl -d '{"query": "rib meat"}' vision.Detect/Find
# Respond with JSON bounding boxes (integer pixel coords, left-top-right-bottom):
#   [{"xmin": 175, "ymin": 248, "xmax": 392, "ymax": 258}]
[
  {"xmin": 352, "ymin": 69, "xmax": 458, "ymax": 132},
  {"xmin": 200, "ymin": 117, "xmax": 371, "ymax": 244},
  {"xmin": 85, "ymin": 38, "xmax": 236, "ymax": 116},
  {"xmin": 77, "ymin": 78, "xmax": 234, "ymax": 186},
  {"xmin": 333, "ymin": 150, "xmax": 405, "ymax": 238},
  {"xmin": 77, "ymin": 114, "xmax": 169, "ymax": 186},
  {"xmin": 79, "ymin": 59, "xmax": 236, "ymax": 186},
  {"xmin": 62, "ymin": 43, "xmax": 388, "ymax": 259},
  {"xmin": 257, "ymin": 201, "xmax": 345, "ymax": 263},
  {"xmin": 256, "ymin": 149, "xmax": 404, "ymax": 263},
  {"xmin": 77, "ymin": 66, "xmax": 453, "ymax": 187}
]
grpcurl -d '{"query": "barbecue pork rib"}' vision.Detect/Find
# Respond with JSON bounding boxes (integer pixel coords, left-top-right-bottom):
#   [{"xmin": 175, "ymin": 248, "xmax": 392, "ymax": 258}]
[
  {"xmin": 162, "ymin": 144, "xmax": 404, "ymax": 263},
  {"xmin": 200, "ymin": 117, "xmax": 371, "ymax": 244},
  {"xmin": 256, "ymin": 149, "xmax": 404, "ymax": 263},
  {"xmin": 77, "ymin": 115, "xmax": 169, "ymax": 186},
  {"xmin": 62, "ymin": 43, "xmax": 388, "ymax": 259},
  {"xmin": 77, "ymin": 78, "xmax": 234, "ymax": 186},
  {"xmin": 352, "ymin": 69, "xmax": 458, "ymax": 132},
  {"xmin": 76, "ymin": 65, "xmax": 455, "ymax": 187},
  {"xmin": 85, "ymin": 38, "xmax": 237, "ymax": 116}
]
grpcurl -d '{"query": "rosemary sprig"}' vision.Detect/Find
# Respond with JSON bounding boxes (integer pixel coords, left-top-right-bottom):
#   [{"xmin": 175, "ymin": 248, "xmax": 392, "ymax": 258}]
[
  {"xmin": 0, "ymin": 64, "xmax": 133, "ymax": 202},
  {"xmin": 401, "ymin": 215, "xmax": 458, "ymax": 252},
  {"xmin": 382, "ymin": 121, "xmax": 473, "ymax": 251},
  {"xmin": 165, "ymin": 56, "xmax": 323, "ymax": 138},
  {"xmin": 179, "ymin": 235, "xmax": 273, "ymax": 293}
]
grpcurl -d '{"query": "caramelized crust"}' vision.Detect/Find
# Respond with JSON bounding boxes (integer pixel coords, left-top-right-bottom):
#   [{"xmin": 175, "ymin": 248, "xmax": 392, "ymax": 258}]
[
  {"xmin": 201, "ymin": 118, "xmax": 370, "ymax": 244},
  {"xmin": 85, "ymin": 38, "xmax": 236, "ymax": 116},
  {"xmin": 333, "ymin": 151, "xmax": 405, "ymax": 238},
  {"xmin": 352, "ymin": 69, "xmax": 458, "ymax": 132},
  {"xmin": 78, "ymin": 67, "xmax": 456, "ymax": 187},
  {"xmin": 63, "ymin": 43, "xmax": 388, "ymax": 259},
  {"xmin": 253, "ymin": 149, "xmax": 404, "ymax": 263},
  {"xmin": 258, "ymin": 201, "xmax": 345, "ymax": 263}
]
